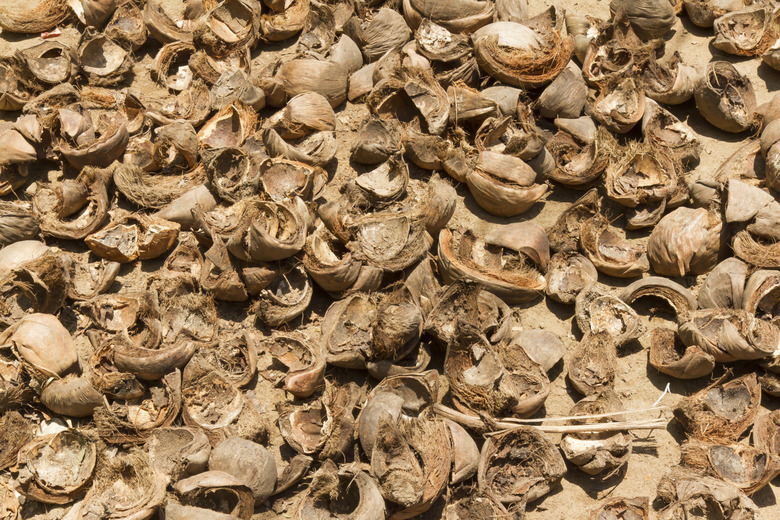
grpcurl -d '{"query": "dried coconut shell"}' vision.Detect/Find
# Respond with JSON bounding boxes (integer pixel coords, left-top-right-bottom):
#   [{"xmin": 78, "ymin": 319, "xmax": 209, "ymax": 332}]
[
  {"xmin": 86, "ymin": 214, "xmax": 180, "ymax": 263},
  {"xmin": 146, "ymin": 427, "xmax": 211, "ymax": 482},
  {"xmin": 198, "ymin": 101, "xmax": 257, "ymax": 149},
  {"xmin": 202, "ymin": 147, "xmax": 261, "ymax": 203},
  {"xmin": 0, "ymin": 201, "xmax": 38, "ymax": 246},
  {"xmin": 77, "ymin": 31, "xmax": 133, "ymax": 87},
  {"xmin": 105, "ymin": 2, "xmax": 147, "ymax": 51},
  {"xmin": 713, "ymin": 5, "xmax": 779, "ymax": 57},
  {"xmin": 193, "ymin": 0, "xmax": 260, "ymax": 59},
  {"xmin": 39, "ymin": 375, "xmax": 102, "ymax": 418},
  {"xmin": 545, "ymin": 252, "xmax": 598, "ymax": 304},
  {"xmin": 575, "ymin": 287, "xmax": 644, "ymax": 347},
  {"xmin": 0, "ymin": 254, "xmax": 70, "ymax": 331},
  {"xmin": 648, "ymin": 207, "xmax": 722, "ymax": 277},
  {"xmin": 548, "ymin": 188, "xmax": 600, "ymax": 253},
  {"xmin": 254, "ymin": 262, "xmax": 313, "ymax": 327},
  {"xmin": 478, "ymin": 426, "xmax": 566, "ymax": 504},
  {"xmin": 588, "ymin": 77, "xmax": 646, "ymax": 134},
  {"xmin": 259, "ymin": 332, "xmax": 324, "ymax": 398},
  {"xmin": 642, "ymin": 52, "xmax": 698, "ymax": 105},
  {"xmin": 293, "ymin": 460, "xmax": 386, "ymax": 520},
  {"xmin": 0, "ymin": 0, "xmax": 69, "ymax": 34},
  {"xmin": 694, "ymin": 61, "xmax": 757, "ymax": 133},
  {"xmin": 546, "ymin": 127, "xmax": 611, "ymax": 188},
  {"xmin": 303, "ymin": 226, "xmax": 378, "ymax": 298},
  {"xmin": 352, "ymin": 117, "xmax": 402, "ymax": 164},
  {"xmin": 641, "ymin": 99, "xmax": 701, "ymax": 166},
  {"xmin": 649, "ymin": 327, "xmax": 715, "ymax": 379},
  {"xmin": 0, "ymin": 411, "xmax": 32, "ymax": 470},
  {"xmin": 619, "ymin": 276, "xmax": 698, "ymax": 316},
  {"xmin": 209, "ymin": 437, "xmax": 276, "ymax": 502},
  {"xmin": 580, "ymin": 214, "xmax": 649, "ymax": 278},
  {"xmin": 279, "ymin": 59, "xmax": 348, "ymax": 108},
  {"xmin": 15, "ymin": 41, "xmax": 78, "ymax": 88},
  {"xmin": 673, "ymin": 373, "xmax": 761, "ymax": 442},
  {"xmin": 151, "ymin": 41, "xmax": 196, "ymax": 92},
  {"xmin": 680, "ymin": 441, "xmax": 780, "ymax": 495}
]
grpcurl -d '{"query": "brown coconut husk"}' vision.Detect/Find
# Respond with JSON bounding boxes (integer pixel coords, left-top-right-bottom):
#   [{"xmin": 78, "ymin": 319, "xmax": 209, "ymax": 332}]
[
  {"xmin": 649, "ymin": 327, "xmax": 715, "ymax": 380},
  {"xmin": 113, "ymin": 164, "xmax": 207, "ymax": 210},
  {"xmin": 547, "ymin": 188, "xmax": 601, "ymax": 253},
  {"xmin": 580, "ymin": 214, "xmax": 649, "ymax": 278},
  {"xmin": 680, "ymin": 441, "xmax": 780, "ymax": 495},
  {"xmin": 733, "ymin": 230, "xmax": 780, "ymax": 269},
  {"xmin": 673, "ymin": 373, "xmax": 761, "ymax": 442},
  {"xmin": 568, "ymin": 329, "xmax": 617, "ymax": 397},
  {"xmin": 0, "ymin": 411, "xmax": 32, "ymax": 470}
]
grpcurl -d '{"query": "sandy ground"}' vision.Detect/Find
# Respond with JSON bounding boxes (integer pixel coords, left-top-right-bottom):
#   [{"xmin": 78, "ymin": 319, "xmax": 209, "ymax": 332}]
[{"xmin": 1, "ymin": 0, "xmax": 779, "ymax": 519}]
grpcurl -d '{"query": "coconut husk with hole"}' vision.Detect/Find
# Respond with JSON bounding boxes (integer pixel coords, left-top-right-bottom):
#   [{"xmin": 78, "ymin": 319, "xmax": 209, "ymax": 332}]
[
  {"xmin": 156, "ymin": 233, "xmax": 203, "ymax": 287},
  {"xmin": 560, "ymin": 389, "xmax": 632, "ymax": 477},
  {"xmin": 85, "ymin": 214, "xmax": 180, "ymax": 264},
  {"xmin": 673, "ymin": 373, "xmax": 761, "ymax": 442},
  {"xmin": 253, "ymin": 262, "xmax": 313, "ymax": 327},
  {"xmin": 0, "ymin": 0, "xmax": 69, "ymax": 34},
  {"xmin": 642, "ymin": 99, "xmax": 701, "ymax": 167},
  {"xmin": 198, "ymin": 101, "xmax": 257, "ymax": 149},
  {"xmin": 575, "ymin": 286, "xmax": 644, "ymax": 347},
  {"xmin": 146, "ymin": 427, "xmax": 211, "ymax": 483},
  {"xmin": 606, "ymin": 141, "xmax": 678, "ymax": 210},
  {"xmin": 259, "ymin": 332, "xmax": 324, "ymax": 398},
  {"xmin": 568, "ymin": 330, "xmax": 618, "ymax": 396},
  {"xmin": 642, "ymin": 52, "xmax": 698, "ymax": 105},
  {"xmin": 16, "ymin": 429, "xmax": 97, "ymax": 505},
  {"xmin": 680, "ymin": 441, "xmax": 780, "ymax": 495},
  {"xmin": 94, "ymin": 369, "xmax": 182, "ymax": 444},
  {"xmin": 77, "ymin": 30, "xmax": 133, "ymax": 87},
  {"xmin": 403, "ymin": 129, "xmax": 450, "ymax": 171},
  {"xmin": 0, "ymin": 411, "xmax": 32, "ymax": 470},
  {"xmin": 695, "ymin": 61, "xmax": 757, "ymax": 133},
  {"xmin": 678, "ymin": 308, "xmax": 779, "ymax": 362},
  {"xmin": 438, "ymin": 228, "xmax": 546, "ymax": 304},
  {"xmin": 656, "ymin": 465, "xmax": 759, "ymax": 520},
  {"xmin": 473, "ymin": 8, "xmax": 573, "ymax": 89},
  {"xmin": 649, "ymin": 327, "xmax": 715, "ymax": 380},
  {"xmin": 588, "ymin": 78, "xmax": 646, "ymax": 134},
  {"xmin": 579, "ymin": 214, "xmax": 649, "ymax": 278},
  {"xmin": 69, "ymin": 450, "xmax": 167, "ymax": 520},
  {"xmin": 226, "ymin": 197, "xmax": 307, "ymax": 262},
  {"xmin": 478, "ymin": 426, "xmax": 566, "ymax": 505},
  {"xmin": 293, "ymin": 460, "xmax": 386, "ymax": 520},
  {"xmin": 15, "ymin": 41, "xmax": 78, "ymax": 88},
  {"xmin": 151, "ymin": 41, "xmax": 195, "ymax": 91},
  {"xmin": 713, "ymin": 5, "xmax": 779, "ymax": 57},
  {"xmin": 581, "ymin": 14, "xmax": 657, "ymax": 87},
  {"xmin": 202, "ymin": 147, "xmax": 261, "ymax": 203}
]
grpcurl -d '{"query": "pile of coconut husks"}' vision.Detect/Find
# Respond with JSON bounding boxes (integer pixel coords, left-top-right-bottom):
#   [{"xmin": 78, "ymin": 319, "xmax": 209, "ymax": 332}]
[{"xmin": 0, "ymin": 0, "xmax": 778, "ymax": 518}]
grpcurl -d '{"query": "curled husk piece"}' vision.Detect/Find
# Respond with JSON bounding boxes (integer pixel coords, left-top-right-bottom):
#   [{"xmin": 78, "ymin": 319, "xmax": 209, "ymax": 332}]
[
  {"xmin": 575, "ymin": 286, "xmax": 644, "ymax": 346},
  {"xmin": 642, "ymin": 99, "xmax": 701, "ymax": 166},
  {"xmin": 560, "ymin": 389, "xmax": 632, "ymax": 477},
  {"xmin": 546, "ymin": 125, "xmax": 611, "ymax": 188},
  {"xmin": 444, "ymin": 321, "xmax": 550, "ymax": 417},
  {"xmin": 254, "ymin": 263, "xmax": 313, "ymax": 327},
  {"xmin": 438, "ymin": 228, "xmax": 546, "ymax": 304},
  {"xmin": 548, "ymin": 188, "xmax": 600, "ymax": 252},
  {"xmin": 72, "ymin": 451, "xmax": 166, "ymax": 520},
  {"xmin": 678, "ymin": 308, "xmax": 780, "ymax": 362},
  {"xmin": 278, "ymin": 59, "xmax": 348, "ymax": 108},
  {"xmin": 478, "ymin": 426, "xmax": 566, "ymax": 504},
  {"xmin": 16, "ymin": 429, "xmax": 97, "ymax": 505},
  {"xmin": 680, "ymin": 441, "xmax": 780, "ymax": 496},
  {"xmin": 743, "ymin": 270, "xmax": 780, "ymax": 317},
  {"xmin": 713, "ymin": 5, "xmax": 779, "ymax": 57},
  {"xmin": 656, "ymin": 466, "xmax": 759, "ymax": 520},
  {"xmin": 39, "ymin": 375, "xmax": 102, "ymax": 417},
  {"xmin": 0, "ymin": 201, "xmax": 38, "ymax": 246},
  {"xmin": 261, "ymin": 158, "xmax": 326, "ymax": 202},
  {"xmin": 647, "ymin": 207, "xmax": 722, "ymax": 277},
  {"xmin": 605, "ymin": 142, "xmax": 678, "ymax": 212},
  {"xmin": 472, "ymin": 9, "xmax": 574, "ymax": 89},
  {"xmin": 293, "ymin": 460, "xmax": 386, "ymax": 520},
  {"xmin": 698, "ymin": 257, "xmax": 749, "ymax": 309},
  {"xmin": 682, "ymin": 0, "xmax": 749, "ymax": 28},
  {"xmin": 227, "ymin": 198, "xmax": 307, "ymax": 262},
  {"xmin": 580, "ymin": 214, "xmax": 649, "ymax": 278},
  {"xmin": 35, "ymin": 168, "xmax": 109, "ymax": 240},
  {"xmin": 588, "ymin": 78, "xmax": 646, "ymax": 134},
  {"xmin": 113, "ymin": 164, "xmax": 207, "ymax": 211},
  {"xmin": 59, "ymin": 119, "xmax": 129, "ymax": 170},
  {"xmin": 568, "ymin": 331, "xmax": 617, "ymax": 396},
  {"xmin": 649, "ymin": 327, "xmax": 715, "ymax": 379},
  {"xmin": 619, "ymin": 276, "xmax": 698, "ymax": 316},
  {"xmin": 673, "ymin": 373, "xmax": 761, "ymax": 442},
  {"xmin": 202, "ymin": 147, "xmax": 261, "ymax": 203},
  {"xmin": 694, "ymin": 61, "xmax": 757, "ymax": 133},
  {"xmin": 192, "ymin": 0, "xmax": 260, "ymax": 60},
  {"xmin": 105, "ymin": 2, "xmax": 147, "ymax": 51},
  {"xmin": 146, "ymin": 427, "xmax": 211, "ymax": 483},
  {"xmin": 733, "ymin": 230, "xmax": 780, "ymax": 269},
  {"xmin": 536, "ymin": 61, "xmax": 587, "ymax": 119},
  {"xmin": 86, "ymin": 214, "xmax": 180, "ymax": 263},
  {"xmin": 15, "ymin": 41, "xmax": 78, "ymax": 88},
  {"xmin": 151, "ymin": 42, "xmax": 195, "ymax": 91},
  {"xmin": 260, "ymin": 332, "xmax": 324, "ymax": 398},
  {"xmin": 198, "ymin": 101, "xmax": 257, "ymax": 149},
  {"xmin": 353, "ymin": 155, "xmax": 409, "ymax": 207},
  {"xmin": 348, "ymin": 211, "xmax": 430, "ymax": 273},
  {"xmin": 642, "ymin": 53, "xmax": 698, "ymax": 105}
]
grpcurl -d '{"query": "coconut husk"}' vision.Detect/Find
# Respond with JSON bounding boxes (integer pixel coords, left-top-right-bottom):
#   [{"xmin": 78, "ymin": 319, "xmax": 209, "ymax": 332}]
[
  {"xmin": 278, "ymin": 59, "xmax": 348, "ymax": 108},
  {"xmin": 146, "ymin": 427, "xmax": 211, "ymax": 483},
  {"xmin": 680, "ymin": 441, "xmax": 780, "ymax": 495},
  {"xmin": 698, "ymin": 257, "xmax": 749, "ymax": 309},
  {"xmin": 39, "ymin": 374, "xmax": 103, "ymax": 417},
  {"xmin": 609, "ymin": 0, "xmax": 676, "ymax": 39},
  {"xmin": 743, "ymin": 270, "xmax": 780, "ymax": 317},
  {"xmin": 77, "ymin": 30, "xmax": 133, "ymax": 87},
  {"xmin": 259, "ymin": 332, "xmax": 324, "ymax": 398},
  {"xmin": 69, "ymin": 450, "xmax": 167, "ymax": 520},
  {"xmin": 198, "ymin": 101, "xmax": 257, "ymax": 149},
  {"xmin": 590, "ymin": 497, "xmax": 649, "ymax": 520},
  {"xmin": 293, "ymin": 460, "xmax": 386, "ymax": 520},
  {"xmin": 733, "ymin": 229, "xmax": 780, "ymax": 268},
  {"xmin": 0, "ymin": 0, "xmax": 69, "ymax": 34},
  {"xmin": 713, "ymin": 5, "xmax": 779, "ymax": 57},
  {"xmin": 656, "ymin": 465, "xmax": 759, "ymax": 520},
  {"xmin": 606, "ymin": 141, "xmax": 678, "ymax": 208},
  {"xmin": 579, "ymin": 214, "xmax": 649, "ymax": 278},
  {"xmin": 694, "ymin": 61, "xmax": 757, "ymax": 133},
  {"xmin": 650, "ymin": 327, "xmax": 715, "ymax": 379},
  {"xmin": 478, "ymin": 426, "xmax": 566, "ymax": 504},
  {"xmin": 192, "ymin": 0, "xmax": 259, "ymax": 59},
  {"xmin": 754, "ymin": 410, "xmax": 780, "ymax": 459},
  {"xmin": 547, "ymin": 188, "xmax": 600, "ymax": 252},
  {"xmin": 575, "ymin": 286, "xmax": 644, "ymax": 346},
  {"xmin": 191, "ymin": 331, "xmax": 257, "ymax": 389},
  {"xmin": 642, "ymin": 99, "xmax": 701, "ymax": 168},
  {"xmin": 85, "ymin": 214, "xmax": 180, "ymax": 263},
  {"xmin": 678, "ymin": 309, "xmax": 779, "ymax": 362},
  {"xmin": 151, "ymin": 41, "xmax": 195, "ymax": 91},
  {"xmin": 546, "ymin": 127, "xmax": 611, "ymax": 188},
  {"xmin": 438, "ymin": 228, "xmax": 546, "ymax": 304},
  {"xmin": 0, "ymin": 201, "xmax": 38, "ymax": 246},
  {"xmin": 16, "ymin": 430, "xmax": 96, "ymax": 504},
  {"xmin": 114, "ymin": 164, "xmax": 206, "ymax": 210},
  {"xmin": 444, "ymin": 487, "xmax": 511, "ymax": 519},
  {"xmin": 473, "ymin": 9, "xmax": 574, "ymax": 89},
  {"xmin": 568, "ymin": 331, "xmax": 617, "ymax": 396},
  {"xmin": 105, "ymin": 2, "xmax": 147, "ymax": 50},
  {"xmin": 94, "ymin": 369, "xmax": 182, "ymax": 444},
  {"xmin": 252, "ymin": 261, "xmax": 312, "ymax": 326},
  {"xmin": 35, "ymin": 168, "xmax": 109, "ymax": 240},
  {"xmin": 147, "ymin": 81, "xmax": 211, "ymax": 127},
  {"xmin": 349, "ymin": 211, "xmax": 430, "ymax": 273},
  {"xmin": 351, "ymin": 117, "xmax": 402, "ymax": 164},
  {"xmin": 447, "ymin": 84, "xmax": 498, "ymax": 124},
  {"xmin": 560, "ymin": 389, "xmax": 632, "ymax": 477},
  {"xmin": 15, "ymin": 41, "xmax": 78, "ymax": 89},
  {"xmin": 202, "ymin": 147, "xmax": 262, "ymax": 203},
  {"xmin": 588, "ymin": 77, "xmax": 646, "ymax": 134},
  {"xmin": 673, "ymin": 373, "xmax": 761, "ymax": 442},
  {"xmin": 302, "ymin": 226, "xmax": 379, "ymax": 298},
  {"xmin": 620, "ymin": 276, "xmax": 698, "ymax": 316},
  {"xmin": 642, "ymin": 52, "xmax": 697, "ymax": 105},
  {"xmin": 209, "ymin": 437, "xmax": 277, "ymax": 502},
  {"xmin": 0, "ymin": 254, "xmax": 70, "ymax": 330},
  {"xmin": 263, "ymin": 128, "xmax": 338, "ymax": 167},
  {"xmin": 226, "ymin": 198, "xmax": 307, "ymax": 262},
  {"xmin": 647, "ymin": 206, "xmax": 722, "ymax": 277},
  {"xmin": 0, "ymin": 411, "xmax": 32, "ymax": 470}
]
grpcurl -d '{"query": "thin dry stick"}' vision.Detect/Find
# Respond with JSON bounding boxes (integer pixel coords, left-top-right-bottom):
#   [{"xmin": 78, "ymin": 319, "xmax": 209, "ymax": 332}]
[
  {"xmin": 495, "ymin": 406, "xmax": 667, "ymax": 424},
  {"xmin": 434, "ymin": 404, "xmax": 668, "ymax": 434}
]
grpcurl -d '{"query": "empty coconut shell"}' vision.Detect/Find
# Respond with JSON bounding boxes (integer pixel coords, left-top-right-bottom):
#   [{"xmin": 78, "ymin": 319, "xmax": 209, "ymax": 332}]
[
  {"xmin": 588, "ymin": 77, "xmax": 646, "ymax": 134},
  {"xmin": 678, "ymin": 308, "xmax": 780, "ymax": 362},
  {"xmin": 694, "ymin": 61, "xmax": 757, "ymax": 133},
  {"xmin": 85, "ymin": 214, "xmax": 180, "ymax": 263},
  {"xmin": 575, "ymin": 286, "xmax": 644, "ymax": 347},
  {"xmin": 209, "ymin": 437, "xmax": 277, "ymax": 502},
  {"xmin": 673, "ymin": 373, "xmax": 761, "ymax": 442},
  {"xmin": 568, "ymin": 330, "xmax": 617, "ymax": 396},
  {"xmin": 681, "ymin": 441, "xmax": 780, "ymax": 495},
  {"xmin": 293, "ymin": 460, "xmax": 386, "ymax": 520},
  {"xmin": 580, "ymin": 214, "xmax": 649, "ymax": 278},
  {"xmin": 713, "ymin": 5, "xmax": 779, "ymax": 57},
  {"xmin": 647, "ymin": 207, "xmax": 722, "ymax": 277},
  {"xmin": 259, "ymin": 332, "xmax": 325, "ymax": 398},
  {"xmin": 619, "ymin": 276, "xmax": 698, "ymax": 317}
]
